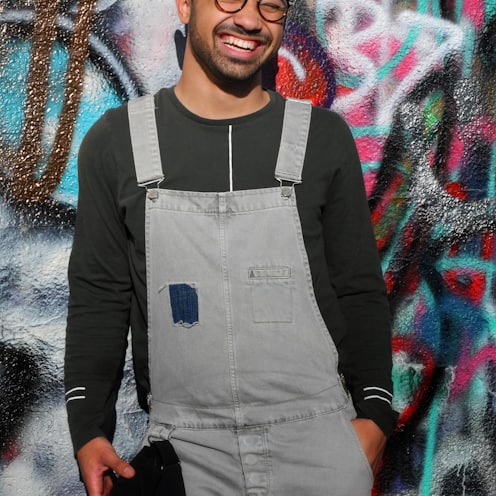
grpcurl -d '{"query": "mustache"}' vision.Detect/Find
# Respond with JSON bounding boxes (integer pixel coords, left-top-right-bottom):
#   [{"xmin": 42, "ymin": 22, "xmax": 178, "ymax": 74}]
[{"xmin": 214, "ymin": 24, "xmax": 271, "ymax": 44}]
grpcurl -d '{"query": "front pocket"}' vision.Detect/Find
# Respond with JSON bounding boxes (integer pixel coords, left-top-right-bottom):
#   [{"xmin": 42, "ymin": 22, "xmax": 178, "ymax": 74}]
[
  {"xmin": 341, "ymin": 416, "xmax": 374, "ymax": 482},
  {"xmin": 248, "ymin": 266, "xmax": 293, "ymax": 323}
]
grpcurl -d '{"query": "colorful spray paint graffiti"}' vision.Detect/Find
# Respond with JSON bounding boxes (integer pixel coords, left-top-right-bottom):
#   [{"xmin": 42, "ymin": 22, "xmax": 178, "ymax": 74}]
[{"xmin": 0, "ymin": 0, "xmax": 494, "ymax": 494}]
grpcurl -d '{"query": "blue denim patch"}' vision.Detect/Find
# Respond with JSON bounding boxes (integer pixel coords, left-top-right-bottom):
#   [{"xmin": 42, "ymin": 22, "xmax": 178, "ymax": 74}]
[{"xmin": 169, "ymin": 283, "xmax": 199, "ymax": 327}]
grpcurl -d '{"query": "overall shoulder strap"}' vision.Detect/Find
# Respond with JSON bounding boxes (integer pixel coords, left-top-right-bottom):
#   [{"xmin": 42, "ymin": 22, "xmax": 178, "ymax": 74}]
[
  {"xmin": 127, "ymin": 94, "xmax": 165, "ymax": 187},
  {"xmin": 274, "ymin": 98, "xmax": 312, "ymax": 184}
]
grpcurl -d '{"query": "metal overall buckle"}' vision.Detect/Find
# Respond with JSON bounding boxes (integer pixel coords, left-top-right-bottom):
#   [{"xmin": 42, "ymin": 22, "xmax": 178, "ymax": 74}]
[
  {"xmin": 279, "ymin": 179, "xmax": 295, "ymax": 199},
  {"xmin": 144, "ymin": 179, "xmax": 163, "ymax": 201}
]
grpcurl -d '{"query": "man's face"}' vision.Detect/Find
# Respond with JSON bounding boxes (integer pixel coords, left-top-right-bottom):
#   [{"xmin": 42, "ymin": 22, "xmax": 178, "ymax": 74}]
[{"xmin": 184, "ymin": 0, "xmax": 285, "ymax": 84}]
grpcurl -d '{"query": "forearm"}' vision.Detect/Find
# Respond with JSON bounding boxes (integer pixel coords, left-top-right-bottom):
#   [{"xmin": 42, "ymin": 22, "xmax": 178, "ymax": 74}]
[
  {"xmin": 337, "ymin": 312, "xmax": 397, "ymax": 436},
  {"xmin": 65, "ymin": 111, "xmax": 133, "ymax": 453},
  {"xmin": 321, "ymin": 117, "xmax": 397, "ymax": 436},
  {"xmin": 333, "ymin": 239, "xmax": 397, "ymax": 436},
  {"xmin": 65, "ymin": 322, "xmax": 129, "ymax": 452}
]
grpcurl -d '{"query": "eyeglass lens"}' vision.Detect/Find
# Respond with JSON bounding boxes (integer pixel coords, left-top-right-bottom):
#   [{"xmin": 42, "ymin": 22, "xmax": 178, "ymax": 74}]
[{"xmin": 215, "ymin": 0, "xmax": 289, "ymax": 22}]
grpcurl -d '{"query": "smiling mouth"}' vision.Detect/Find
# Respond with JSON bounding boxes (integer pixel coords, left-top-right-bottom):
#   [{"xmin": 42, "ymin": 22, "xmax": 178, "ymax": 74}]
[{"xmin": 222, "ymin": 35, "xmax": 258, "ymax": 52}]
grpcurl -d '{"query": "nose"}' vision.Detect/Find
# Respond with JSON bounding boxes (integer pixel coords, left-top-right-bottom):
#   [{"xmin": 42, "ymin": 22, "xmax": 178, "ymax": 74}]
[{"xmin": 231, "ymin": 0, "xmax": 263, "ymax": 31}]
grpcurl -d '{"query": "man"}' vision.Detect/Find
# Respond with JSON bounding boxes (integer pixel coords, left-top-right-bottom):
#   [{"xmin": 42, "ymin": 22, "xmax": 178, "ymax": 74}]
[{"xmin": 65, "ymin": 0, "xmax": 398, "ymax": 494}]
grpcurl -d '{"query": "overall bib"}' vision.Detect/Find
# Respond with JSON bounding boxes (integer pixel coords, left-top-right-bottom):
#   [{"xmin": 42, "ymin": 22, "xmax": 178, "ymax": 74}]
[{"xmin": 128, "ymin": 96, "xmax": 374, "ymax": 495}]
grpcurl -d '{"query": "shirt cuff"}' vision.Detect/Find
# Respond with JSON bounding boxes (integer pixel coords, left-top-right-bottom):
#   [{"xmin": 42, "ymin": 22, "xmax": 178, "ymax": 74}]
[{"xmin": 354, "ymin": 395, "xmax": 399, "ymax": 437}]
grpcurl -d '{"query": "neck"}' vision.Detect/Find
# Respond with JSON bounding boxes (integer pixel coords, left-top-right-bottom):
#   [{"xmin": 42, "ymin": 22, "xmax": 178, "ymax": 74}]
[
  {"xmin": 174, "ymin": 50, "xmax": 270, "ymax": 119},
  {"xmin": 174, "ymin": 80, "xmax": 270, "ymax": 120}
]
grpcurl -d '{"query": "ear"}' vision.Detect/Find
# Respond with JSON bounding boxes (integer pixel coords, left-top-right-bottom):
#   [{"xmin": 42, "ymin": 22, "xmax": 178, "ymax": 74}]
[{"xmin": 176, "ymin": 0, "xmax": 192, "ymax": 24}]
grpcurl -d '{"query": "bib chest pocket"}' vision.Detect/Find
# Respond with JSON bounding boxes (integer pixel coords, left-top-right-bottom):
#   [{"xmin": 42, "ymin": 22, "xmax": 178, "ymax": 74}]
[{"xmin": 248, "ymin": 266, "xmax": 293, "ymax": 323}]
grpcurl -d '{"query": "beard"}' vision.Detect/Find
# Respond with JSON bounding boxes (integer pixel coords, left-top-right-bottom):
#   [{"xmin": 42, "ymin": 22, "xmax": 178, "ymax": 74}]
[{"xmin": 186, "ymin": 11, "xmax": 279, "ymax": 86}]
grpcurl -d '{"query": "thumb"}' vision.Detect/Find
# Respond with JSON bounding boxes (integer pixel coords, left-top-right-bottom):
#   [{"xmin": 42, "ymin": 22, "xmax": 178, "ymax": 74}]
[
  {"xmin": 104, "ymin": 451, "xmax": 135, "ymax": 479},
  {"xmin": 112, "ymin": 459, "xmax": 135, "ymax": 480}
]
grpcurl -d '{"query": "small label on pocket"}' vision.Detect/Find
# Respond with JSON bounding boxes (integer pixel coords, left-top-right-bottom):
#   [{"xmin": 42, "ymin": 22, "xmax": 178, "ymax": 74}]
[{"xmin": 248, "ymin": 266, "xmax": 291, "ymax": 280}]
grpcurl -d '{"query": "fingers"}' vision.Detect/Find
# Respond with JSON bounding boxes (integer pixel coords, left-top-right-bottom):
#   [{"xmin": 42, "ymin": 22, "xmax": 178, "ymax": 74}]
[
  {"xmin": 83, "ymin": 470, "xmax": 106, "ymax": 496},
  {"xmin": 350, "ymin": 418, "xmax": 387, "ymax": 474},
  {"xmin": 77, "ymin": 437, "xmax": 135, "ymax": 496},
  {"xmin": 102, "ymin": 471, "xmax": 115, "ymax": 496}
]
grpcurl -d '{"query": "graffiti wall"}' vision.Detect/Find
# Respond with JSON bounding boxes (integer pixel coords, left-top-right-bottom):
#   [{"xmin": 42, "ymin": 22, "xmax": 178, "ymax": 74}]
[{"xmin": 0, "ymin": 0, "xmax": 494, "ymax": 494}]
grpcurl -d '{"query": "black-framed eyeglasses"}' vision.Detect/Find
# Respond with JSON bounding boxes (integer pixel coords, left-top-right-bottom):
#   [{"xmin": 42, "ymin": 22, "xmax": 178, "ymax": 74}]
[{"xmin": 214, "ymin": 0, "xmax": 290, "ymax": 23}]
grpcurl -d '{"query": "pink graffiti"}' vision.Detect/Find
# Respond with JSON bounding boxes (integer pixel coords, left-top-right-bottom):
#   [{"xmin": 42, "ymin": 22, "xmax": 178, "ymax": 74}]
[
  {"xmin": 462, "ymin": 0, "xmax": 486, "ymax": 29},
  {"xmin": 450, "ymin": 344, "xmax": 496, "ymax": 400},
  {"xmin": 392, "ymin": 336, "xmax": 436, "ymax": 430}
]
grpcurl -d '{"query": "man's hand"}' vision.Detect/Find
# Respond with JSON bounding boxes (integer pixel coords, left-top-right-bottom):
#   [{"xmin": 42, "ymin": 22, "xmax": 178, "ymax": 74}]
[
  {"xmin": 351, "ymin": 418, "xmax": 387, "ymax": 476},
  {"xmin": 77, "ymin": 437, "xmax": 135, "ymax": 496}
]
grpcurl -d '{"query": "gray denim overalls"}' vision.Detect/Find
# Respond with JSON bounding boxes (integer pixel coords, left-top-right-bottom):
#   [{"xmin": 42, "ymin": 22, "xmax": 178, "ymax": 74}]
[{"xmin": 127, "ymin": 95, "xmax": 374, "ymax": 495}]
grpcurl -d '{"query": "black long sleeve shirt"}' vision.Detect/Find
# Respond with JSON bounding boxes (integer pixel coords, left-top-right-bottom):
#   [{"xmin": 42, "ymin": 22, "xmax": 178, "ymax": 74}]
[{"xmin": 65, "ymin": 88, "xmax": 397, "ymax": 453}]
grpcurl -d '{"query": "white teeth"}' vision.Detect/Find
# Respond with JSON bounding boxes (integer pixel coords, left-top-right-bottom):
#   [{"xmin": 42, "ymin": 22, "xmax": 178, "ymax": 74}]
[{"xmin": 223, "ymin": 36, "xmax": 256, "ymax": 51}]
